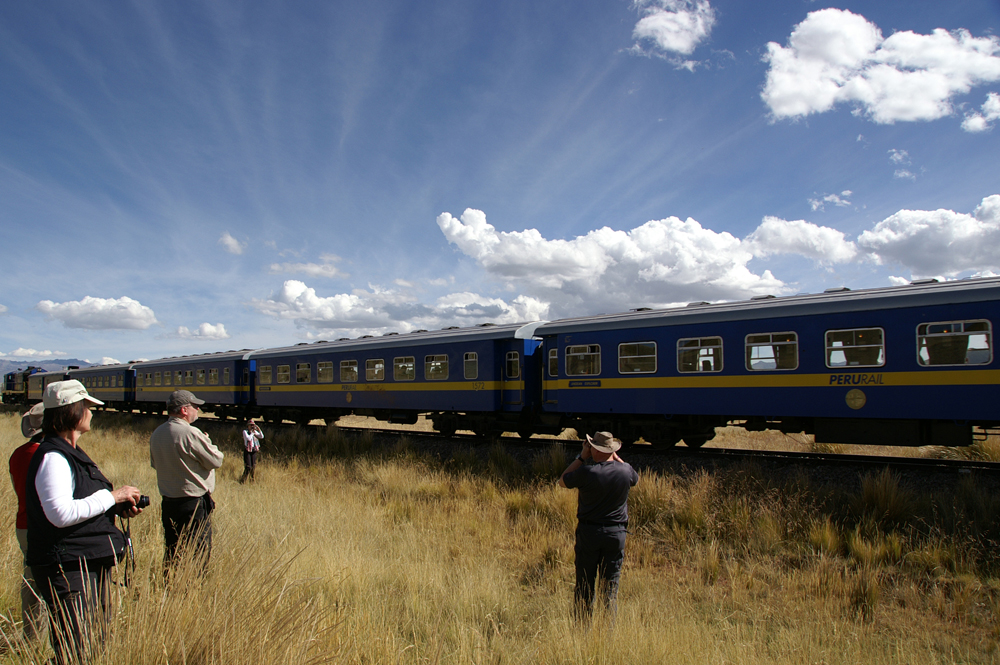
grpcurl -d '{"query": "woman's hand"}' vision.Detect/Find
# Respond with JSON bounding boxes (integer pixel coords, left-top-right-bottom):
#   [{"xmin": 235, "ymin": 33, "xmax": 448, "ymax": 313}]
[{"xmin": 112, "ymin": 485, "xmax": 143, "ymax": 517}]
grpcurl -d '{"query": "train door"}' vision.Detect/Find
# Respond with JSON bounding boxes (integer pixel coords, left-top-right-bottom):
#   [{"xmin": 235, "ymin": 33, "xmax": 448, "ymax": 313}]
[{"xmin": 502, "ymin": 348, "xmax": 522, "ymax": 407}]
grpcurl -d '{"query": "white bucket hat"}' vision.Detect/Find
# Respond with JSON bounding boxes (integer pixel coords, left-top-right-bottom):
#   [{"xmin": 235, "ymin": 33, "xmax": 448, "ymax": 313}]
[{"xmin": 42, "ymin": 380, "xmax": 104, "ymax": 409}]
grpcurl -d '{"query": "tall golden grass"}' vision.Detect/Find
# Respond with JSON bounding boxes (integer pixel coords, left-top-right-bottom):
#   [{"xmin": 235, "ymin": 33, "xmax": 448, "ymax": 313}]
[{"xmin": 0, "ymin": 411, "xmax": 997, "ymax": 664}]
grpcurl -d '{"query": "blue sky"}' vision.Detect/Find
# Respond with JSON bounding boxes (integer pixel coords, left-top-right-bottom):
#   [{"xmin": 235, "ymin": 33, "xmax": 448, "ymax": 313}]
[{"xmin": 1, "ymin": 0, "xmax": 999, "ymax": 365}]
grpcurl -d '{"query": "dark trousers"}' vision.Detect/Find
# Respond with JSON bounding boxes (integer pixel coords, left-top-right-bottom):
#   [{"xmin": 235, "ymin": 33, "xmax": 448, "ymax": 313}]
[
  {"xmin": 573, "ymin": 524, "xmax": 627, "ymax": 620},
  {"xmin": 240, "ymin": 450, "xmax": 258, "ymax": 483},
  {"xmin": 161, "ymin": 494, "xmax": 213, "ymax": 574},
  {"xmin": 31, "ymin": 557, "xmax": 114, "ymax": 665}
]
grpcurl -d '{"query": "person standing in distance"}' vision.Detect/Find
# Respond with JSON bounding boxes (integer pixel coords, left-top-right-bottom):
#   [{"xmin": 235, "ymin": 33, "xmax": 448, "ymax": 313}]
[
  {"xmin": 558, "ymin": 431, "xmax": 639, "ymax": 621},
  {"xmin": 149, "ymin": 390, "xmax": 223, "ymax": 574},
  {"xmin": 8, "ymin": 402, "xmax": 48, "ymax": 643},
  {"xmin": 239, "ymin": 419, "xmax": 263, "ymax": 484}
]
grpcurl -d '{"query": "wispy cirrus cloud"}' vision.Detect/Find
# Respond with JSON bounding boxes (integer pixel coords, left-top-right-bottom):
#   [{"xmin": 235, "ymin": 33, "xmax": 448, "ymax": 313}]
[{"xmin": 269, "ymin": 253, "xmax": 348, "ymax": 279}]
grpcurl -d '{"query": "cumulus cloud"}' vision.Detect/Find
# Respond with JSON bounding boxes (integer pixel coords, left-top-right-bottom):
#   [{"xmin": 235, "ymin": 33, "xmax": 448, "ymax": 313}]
[
  {"xmin": 219, "ymin": 232, "xmax": 247, "ymax": 255},
  {"xmin": 962, "ymin": 91, "xmax": 1000, "ymax": 132},
  {"xmin": 100, "ymin": 357, "xmax": 122, "ymax": 365},
  {"xmin": 632, "ymin": 0, "xmax": 716, "ymax": 59},
  {"xmin": 251, "ymin": 279, "xmax": 543, "ymax": 335},
  {"xmin": 437, "ymin": 208, "xmax": 785, "ymax": 314},
  {"xmin": 762, "ymin": 8, "xmax": 1000, "ymax": 124},
  {"xmin": 0, "ymin": 348, "xmax": 67, "ymax": 359},
  {"xmin": 888, "ymin": 149, "xmax": 910, "ymax": 164},
  {"xmin": 808, "ymin": 190, "xmax": 853, "ymax": 211},
  {"xmin": 0, "ymin": 304, "xmax": 7, "ymax": 314},
  {"xmin": 37, "ymin": 296, "xmax": 158, "ymax": 330},
  {"xmin": 269, "ymin": 253, "xmax": 347, "ymax": 279},
  {"xmin": 857, "ymin": 195, "xmax": 1000, "ymax": 277},
  {"xmin": 744, "ymin": 217, "xmax": 858, "ymax": 263},
  {"xmin": 894, "ymin": 169, "xmax": 916, "ymax": 181},
  {"xmin": 173, "ymin": 323, "xmax": 231, "ymax": 340}
]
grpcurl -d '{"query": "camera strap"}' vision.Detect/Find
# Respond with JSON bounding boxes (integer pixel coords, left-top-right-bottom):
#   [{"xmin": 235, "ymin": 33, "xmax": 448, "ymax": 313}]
[{"xmin": 118, "ymin": 515, "xmax": 135, "ymax": 588}]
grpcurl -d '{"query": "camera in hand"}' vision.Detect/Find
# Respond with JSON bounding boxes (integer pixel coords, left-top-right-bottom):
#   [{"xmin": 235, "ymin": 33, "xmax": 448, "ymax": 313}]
[{"xmin": 137, "ymin": 495, "xmax": 150, "ymax": 509}]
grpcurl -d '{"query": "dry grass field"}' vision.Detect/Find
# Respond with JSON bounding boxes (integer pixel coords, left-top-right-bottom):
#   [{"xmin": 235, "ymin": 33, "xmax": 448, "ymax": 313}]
[{"xmin": 0, "ymin": 410, "xmax": 998, "ymax": 664}]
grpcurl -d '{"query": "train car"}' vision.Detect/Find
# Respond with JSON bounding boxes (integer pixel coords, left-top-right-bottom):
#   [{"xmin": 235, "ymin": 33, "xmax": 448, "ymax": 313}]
[
  {"xmin": 535, "ymin": 277, "xmax": 1000, "ymax": 448},
  {"xmin": 132, "ymin": 351, "xmax": 254, "ymax": 419},
  {"xmin": 67, "ymin": 364, "xmax": 137, "ymax": 411},
  {"xmin": 3, "ymin": 367, "xmax": 44, "ymax": 405},
  {"xmin": 26, "ymin": 369, "xmax": 72, "ymax": 404},
  {"xmin": 248, "ymin": 323, "xmax": 546, "ymax": 434}
]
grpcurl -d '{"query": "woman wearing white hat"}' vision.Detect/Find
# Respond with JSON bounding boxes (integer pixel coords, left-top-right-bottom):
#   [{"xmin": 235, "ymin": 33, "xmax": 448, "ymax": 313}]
[{"xmin": 24, "ymin": 380, "xmax": 144, "ymax": 664}]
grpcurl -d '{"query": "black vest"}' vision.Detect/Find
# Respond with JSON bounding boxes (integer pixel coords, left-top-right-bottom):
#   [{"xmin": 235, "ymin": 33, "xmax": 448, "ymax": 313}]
[{"xmin": 25, "ymin": 436, "xmax": 125, "ymax": 567}]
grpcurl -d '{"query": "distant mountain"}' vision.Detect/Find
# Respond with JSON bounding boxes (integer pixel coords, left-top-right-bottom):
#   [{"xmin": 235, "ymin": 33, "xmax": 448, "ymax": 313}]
[{"xmin": 0, "ymin": 359, "xmax": 93, "ymax": 376}]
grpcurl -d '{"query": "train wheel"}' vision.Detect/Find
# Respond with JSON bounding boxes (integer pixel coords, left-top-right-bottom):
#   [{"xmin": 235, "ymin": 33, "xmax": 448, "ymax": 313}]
[
  {"xmin": 517, "ymin": 429, "xmax": 533, "ymax": 440},
  {"xmin": 683, "ymin": 437, "xmax": 707, "ymax": 448},
  {"xmin": 436, "ymin": 425, "xmax": 457, "ymax": 438}
]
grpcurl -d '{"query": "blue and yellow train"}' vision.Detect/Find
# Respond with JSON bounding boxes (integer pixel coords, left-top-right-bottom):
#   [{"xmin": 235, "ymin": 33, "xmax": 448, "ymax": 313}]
[{"xmin": 4, "ymin": 277, "xmax": 998, "ymax": 447}]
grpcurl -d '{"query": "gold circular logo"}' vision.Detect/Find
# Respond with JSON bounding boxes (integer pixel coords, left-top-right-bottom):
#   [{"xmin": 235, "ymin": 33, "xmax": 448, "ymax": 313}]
[
  {"xmin": 345, "ymin": 392, "xmax": 352, "ymax": 404},
  {"xmin": 845, "ymin": 389, "xmax": 866, "ymax": 410}
]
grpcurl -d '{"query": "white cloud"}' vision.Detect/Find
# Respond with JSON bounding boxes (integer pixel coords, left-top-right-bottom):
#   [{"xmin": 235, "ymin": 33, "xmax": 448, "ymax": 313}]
[
  {"xmin": 632, "ymin": 0, "xmax": 715, "ymax": 57},
  {"xmin": 894, "ymin": 169, "xmax": 916, "ymax": 180},
  {"xmin": 437, "ymin": 208, "xmax": 785, "ymax": 314},
  {"xmin": 763, "ymin": 9, "xmax": 1000, "ymax": 124},
  {"xmin": 219, "ymin": 231, "xmax": 247, "ymax": 255},
  {"xmin": 808, "ymin": 190, "xmax": 852, "ymax": 211},
  {"xmin": 269, "ymin": 253, "xmax": 347, "ymax": 279},
  {"xmin": 888, "ymin": 149, "xmax": 910, "ymax": 164},
  {"xmin": 100, "ymin": 357, "xmax": 122, "ymax": 365},
  {"xmin": 0, "ymin": 304, "xmax": 7, "ymax": 314},
  {"xmin": 36, "ymin": 296, "xmax": 158, "ymax": 330},
  {"xmin": 962, "ymin": 91, "xmax": 1000, "ymax": 132},
  {"xmin": 173, "ymin": 323, "xmax": 231, "ymax": 340},
  {"xmin": 0, "ymin": 348, "xmax": 67, "ymax": 359},
  {"xmin": 857, "ymin": 195, "xmax": 1000, "ymax": 277},
  {"xmin": 744, "ymin": 217, "xmax": 858, "ymax": 263},
  {"xmin": 251, "ymin": 279, "xmax": 543, "ymax": 334}
]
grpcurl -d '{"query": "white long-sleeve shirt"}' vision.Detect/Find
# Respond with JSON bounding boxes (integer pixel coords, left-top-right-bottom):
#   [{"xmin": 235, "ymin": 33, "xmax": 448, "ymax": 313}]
[{"xmin": 34, "ymin": 452, "xmax": 115, "ymax": 528}]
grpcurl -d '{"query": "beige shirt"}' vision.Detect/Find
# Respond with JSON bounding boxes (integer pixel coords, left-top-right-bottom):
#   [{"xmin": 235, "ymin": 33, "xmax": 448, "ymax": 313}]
[{"xmin": 149, "ymin": 417, "xmax": 224, "ymax": 498}]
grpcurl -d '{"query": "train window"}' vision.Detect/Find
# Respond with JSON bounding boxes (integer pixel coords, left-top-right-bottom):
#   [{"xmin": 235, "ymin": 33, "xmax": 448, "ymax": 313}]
[
  {"xmin": 917, "ymin": 320, "xmax": 992, "ymax": 366},
  {"xmin": 425, "ymin": 355, "xmax": 449, "ymax": 380},
  {"xmin": 566, "ymin": 345, "xmax": 600, "ymax": 376},
  {"xmin": 154, "ymin": 372, "xmax": 162, "ymax": 386},
  {"xmin": 393, "ymin": 357, "xmax": 415, "ymax": 381},
  {"xmin": 825, "ymin": 328, "xmax": 884, "ymax": 368},
  {"xmin": 110, "ymin": 376, "xmax": 116, "ymax": 388},
  {"xmin": 197, "ymin": 369, "xmax": 206, "ymax": 385},
  {"xmin": 163, "ymin": 372, "xmax": 170, "ymax": 386},
  {"xmin": 746, "ymin": 332, "xmax": 798, "ymax": 371},
  {"xmin": 548, "ymin": 348, "xmax": 558, "ymax": 377},
  {"xmin": 277, "ymin": 365, "xmax": 291, "ymax": 384},
  {"xmin": 223, "ymin": 368, "xmax": 230, "ymax": 385},
  {"xmin": 619, "ymin": 342, "xmax": 656, "ymax": 374},
  {"xmin": 175, "ymin": 371, "xmax": 183, "ymax": 386},
  {"xmin": 209, "ymin": 369, "xmax": 219, "ymax": 385},
  {"xmin": 677, "ymin": 337, "xmax": 723, "ymax": 373},
  {"xmin": 366, "ymin": 359, "xmax": 384, "ymax": 381},
  {"xmin": 296, "ymin": 363, "xmax": 311, "ymax": 383},
  {"xmin": 259, "ymin": 366, "xmax": 272, "ymax": 384},
  {"xmin": 464, "ymin": 352, "xmax": 478, "ymax": 380},
  {"xmin": 311, "ymin": 361, "xmax": 329, "ymax": 383},
  {"xmin": 506, "ymin": 351, "xmax": 521, "ymax": 379},
  {"xmin": 146, "ymin": 373, "xmax": 153, "ymax": 386},
  {"xmin": 184, "ymin": 370, "xmax": 194, "ymax": 385},
  {"xmin": 337, "ymin": 361, "xmax": 355, "ymax": 383}
]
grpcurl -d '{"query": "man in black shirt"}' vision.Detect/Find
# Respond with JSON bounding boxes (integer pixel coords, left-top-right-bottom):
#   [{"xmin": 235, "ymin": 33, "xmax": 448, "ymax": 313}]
[{"xmin": 559, "ymin": 431, "xmax": 639, "ymax": 621}]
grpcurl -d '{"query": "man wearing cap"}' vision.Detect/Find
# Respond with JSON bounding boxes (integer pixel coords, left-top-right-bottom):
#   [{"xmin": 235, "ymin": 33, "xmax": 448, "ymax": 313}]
[
  {"xmin": 8, "ymin": 402, "xmax": 48, "ymax": 642},
  {"xmin": 558, "ymin": 431, "xmax": 639, "ymax": 621},
  {"xmin": 149, "ymin": 390, "xmax": 224, "ymax": 573}
]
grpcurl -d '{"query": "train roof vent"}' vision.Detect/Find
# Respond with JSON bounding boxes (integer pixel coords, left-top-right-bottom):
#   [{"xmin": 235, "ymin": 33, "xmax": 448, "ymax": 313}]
[
  {"xmin": 477, "ymin": 322, "xmax": 495, "ymax": 327},
  {"xmin": 631, "ymin": 307, "xmax": 652, "ymax": 312},
  {"xmin": 824, "ymin": 286, "xmax": 851, "ymax": 293},
  {"xmin": 383, "ymin": 332, "xmax": 399, "ymax": 336},
  {"xmin": 442, "ymin": 326, "xmax": 460, "ymax": 330},
  {"xmin": 359, "ymin": 335, "xmax": 374, "ymax": 339},
  {"xmin": 296, "ymin": 343, "xmax": 309, "ymax": 346},
  {"xmin": 751, "ymin": 294, "xmax": 776, "ymax": 300},
  {"xmin": 313, "ymin": 340, "xmax": 329, "ymax": 344},
  {"xmin": 67, "ymin": 365, "xmax": 80, "ymax": 370},
  {"xmin": 411, "ymin": 329, "xmax": 428, "ymax": 333},
  {"xmin": 910, "ymin": 278, "xmax": 939, "ymax": 285},
  {"xmin": 686, "ymin": 301, "xmax": 710, "ymax": 307},
  {"xmin": 338, "ymin": 338, "xmax": 350, "ymax": 341}
]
